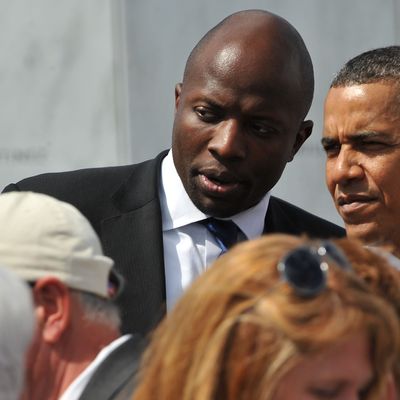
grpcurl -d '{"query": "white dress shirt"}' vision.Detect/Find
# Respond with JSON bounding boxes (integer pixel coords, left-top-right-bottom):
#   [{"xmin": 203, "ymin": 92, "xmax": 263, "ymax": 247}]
[
  {"xmin": 59, "ymin": 334, "xmax": 132, "ymax": 400},
  {"xmin": 160, "ymin": 150, "xmax": 270, "ymax": 310}
]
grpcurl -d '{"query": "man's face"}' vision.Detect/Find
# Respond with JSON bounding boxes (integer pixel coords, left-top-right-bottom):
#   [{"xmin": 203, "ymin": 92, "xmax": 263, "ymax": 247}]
[
  {"xmin": 323, "ymin": 83, "xmax": 400, "ymax": 249},
  {"xmin": 172, "ymin": 43, "xmax": 312, "ymax": 217}
]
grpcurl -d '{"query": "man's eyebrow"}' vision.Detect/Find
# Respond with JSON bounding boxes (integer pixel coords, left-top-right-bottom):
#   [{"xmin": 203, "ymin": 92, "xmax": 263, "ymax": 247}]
[
  {"xmin": 202, "ymin": 97, "xmax": 220, "ymax": 106},
  {"xmin": 197, "ymin": 97, "xmax": 225, "ymax": 109},
  {"xmin": 321, "ymin": 131, "xmax": 391, "ymax": 147},
  {"xmin": 321, "ymin": 136, "xmax": 337, "ymax": 147}
]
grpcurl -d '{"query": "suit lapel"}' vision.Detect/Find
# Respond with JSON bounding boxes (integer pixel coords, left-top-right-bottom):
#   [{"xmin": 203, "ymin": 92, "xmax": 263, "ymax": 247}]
[
  {"xmin": 263, "ymin": 196, "xmax": 346, "ymax": 238},
  {"xmin": 263, "ymin": 196, "xmax": 292, "ymax": 234},
  {"xmin": 101, "ymin": 152, "xmax": 167, "ymax": 335}
]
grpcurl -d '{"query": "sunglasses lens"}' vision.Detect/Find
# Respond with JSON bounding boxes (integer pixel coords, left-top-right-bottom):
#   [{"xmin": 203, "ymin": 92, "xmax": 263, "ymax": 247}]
[{"xmin": 280, "ymin": 248, "xmax": 326, "ymax": 296}]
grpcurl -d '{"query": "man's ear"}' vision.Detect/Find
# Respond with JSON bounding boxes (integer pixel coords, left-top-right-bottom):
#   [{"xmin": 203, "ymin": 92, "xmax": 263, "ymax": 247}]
[
  {"xmin": 289, "ymin": 120, "xmax": 313, "ymax": 161},
  {"xmin": 174, "ymin": 83, "xmax": 182, "ymax": 112},
  {"xmin": 33, "ymin": 278, "xmax": 71, "ymax": 344}
]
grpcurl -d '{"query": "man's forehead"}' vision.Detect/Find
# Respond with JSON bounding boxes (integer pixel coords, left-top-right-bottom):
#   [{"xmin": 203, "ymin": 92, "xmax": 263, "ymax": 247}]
[
  {"xmin": 325, "ymin": 86, "xmax": 367, "ymax": 113},
  {"xmin": 213, "ymin": 45, "xmax": 242, "ymax": 73},
  {"xmin": 326, "ymin": 82, "xmax": 400, "ymax": 106},
  {"xmin": 191, "ymin": 17, "xmax": 300, "ymax": 75},
  {"xmin": 195, "ymin": 40, "xmax": 304, "ymax": 93},
  {"xmin": 325, "ymin": 83, "xmax": 400, "ymax": 128}
]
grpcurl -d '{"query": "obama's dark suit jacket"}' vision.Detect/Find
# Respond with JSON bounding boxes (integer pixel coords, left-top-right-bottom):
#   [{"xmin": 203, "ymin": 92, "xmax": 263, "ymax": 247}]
[{"xmin": 3, "ymin": 151, "xmax": 345, "ymax": 335}]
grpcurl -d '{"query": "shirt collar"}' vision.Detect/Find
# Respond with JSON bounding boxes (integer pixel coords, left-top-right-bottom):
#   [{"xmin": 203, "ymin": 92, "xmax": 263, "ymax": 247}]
[
  {"xmin": 59, "ymin": 334, "xmax": 132, "ymax": 400},
  {"xmin": 160, "ymin": 150, "xmax": 270, "ymax": 239}
]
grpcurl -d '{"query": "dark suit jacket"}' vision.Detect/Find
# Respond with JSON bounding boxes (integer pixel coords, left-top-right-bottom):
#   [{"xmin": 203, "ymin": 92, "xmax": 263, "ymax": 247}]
[
  {"xmin": 78, "ymin": 334, "xmax": 144, "ymax": 400},
  {"xmin": 3, "ymin": 151, "xmax": 345, "ymax": 335}
]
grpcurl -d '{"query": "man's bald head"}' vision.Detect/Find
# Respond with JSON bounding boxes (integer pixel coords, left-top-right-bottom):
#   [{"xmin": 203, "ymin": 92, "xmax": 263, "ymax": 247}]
[
  {"xmin": 172, "ymin": 9, "xmax": 315, "ymax": 218},
  {"xmin": 183, "ymin": 9, "xmax": 314, "ymax": 118}
]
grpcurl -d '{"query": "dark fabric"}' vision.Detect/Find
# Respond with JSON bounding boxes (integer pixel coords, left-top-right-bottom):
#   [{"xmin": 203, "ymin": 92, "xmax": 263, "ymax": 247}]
[
  {"xmin": 78, "ymin": 335, "xmax": 145, "ymax": 400},
  {"xmin": 2, "ymin": 150, "xmax": 345, "ymax": 335},
  {"xmin": 201, "ymin": 218, "xmax": 241, "ymax": 253}
]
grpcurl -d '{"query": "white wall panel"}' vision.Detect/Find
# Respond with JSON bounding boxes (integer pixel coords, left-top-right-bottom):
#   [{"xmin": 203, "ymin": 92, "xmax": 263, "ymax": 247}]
[{"xmin": 0, "ymin": 0, "xmax": 129, "ymax": 190}]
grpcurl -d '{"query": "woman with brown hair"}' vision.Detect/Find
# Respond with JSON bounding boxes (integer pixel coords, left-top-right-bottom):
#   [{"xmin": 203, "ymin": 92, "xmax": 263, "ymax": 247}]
[{"xmin": 133, "ymin": 235, "xmax": 400, "ymax": 400}]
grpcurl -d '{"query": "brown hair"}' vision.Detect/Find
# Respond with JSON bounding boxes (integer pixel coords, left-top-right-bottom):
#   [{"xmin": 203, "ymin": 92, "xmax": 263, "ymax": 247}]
[
  {"xmin": 133, "ymin": 234, "xmax": 400, "ymax": 400},
  {"xmin": 336, "ymin": 238, "xmax": 400, "ymax": 387}
]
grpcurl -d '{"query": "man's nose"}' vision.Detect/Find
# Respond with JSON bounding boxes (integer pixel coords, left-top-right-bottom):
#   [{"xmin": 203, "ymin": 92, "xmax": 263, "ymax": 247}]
[
  {"xmin": 207, "ymin": 120, "xmax": 246, "ymax": 160},
  {"xmin": 329, "ymin": 147, "xmax": 364, "ymax": 185}
]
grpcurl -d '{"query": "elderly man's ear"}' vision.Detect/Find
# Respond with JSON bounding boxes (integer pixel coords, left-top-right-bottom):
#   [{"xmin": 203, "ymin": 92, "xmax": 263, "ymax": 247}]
[
  {"xmin": 32, "ymin": 278, "xmax": 71, "ymax": 344},
  {"xmin": 289, "ymin": 120, "xmax": 313, "ymax": 161}
]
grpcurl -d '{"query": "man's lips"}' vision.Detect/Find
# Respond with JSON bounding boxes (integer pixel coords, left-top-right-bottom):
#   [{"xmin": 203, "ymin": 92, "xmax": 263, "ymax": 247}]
[
  {"xmin": 336, "ymin": 194, "xmax": 378, "ymax": 215},
  {"xmin": 197, "ymin": 171, "xmax": 244, "ymax": 196},
  {"xmin": 337, "ymin": 194, "xmax": 376, "ymax": 206}
]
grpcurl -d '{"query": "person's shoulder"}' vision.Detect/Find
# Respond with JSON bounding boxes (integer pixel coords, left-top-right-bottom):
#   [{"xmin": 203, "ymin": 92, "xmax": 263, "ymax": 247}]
[
  {"xmin": 79, "ymin": 334, "xmax": 145, "ymax": 400},
  {"xmin": 3, "ymin": 164, "xmax": 135, "ymax": 197},
  {"xmin": 1, "ymin": 152, "xmax": 167, "ymax": 233},
  {"xmin": 2, "ymin": 152, "xmax": 166, "ymax": 196},
  {"xmin": 269, "ymin": 196, "xmax": 345, "ymax": 238}
]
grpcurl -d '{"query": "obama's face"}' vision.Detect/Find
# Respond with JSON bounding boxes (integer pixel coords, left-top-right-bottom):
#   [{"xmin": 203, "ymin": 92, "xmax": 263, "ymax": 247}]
[{"xmin": 323, "ymin": 82, "xmax": 400, "ymax": 252}]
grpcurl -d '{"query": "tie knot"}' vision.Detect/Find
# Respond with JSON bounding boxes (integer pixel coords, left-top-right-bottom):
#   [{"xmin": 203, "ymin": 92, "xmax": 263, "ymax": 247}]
[{"xmin": 201, "ymin": 218, "xmax": 240, "ymax": 253}]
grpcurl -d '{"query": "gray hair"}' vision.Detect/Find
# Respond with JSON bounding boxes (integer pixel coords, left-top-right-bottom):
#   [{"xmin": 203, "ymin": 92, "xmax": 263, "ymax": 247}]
[
  {"xmin": 74, "ymin": 291, "xmax": 121, "ymax": 330},
  {"xmin": 331, "ymin": 46, "xmax": 400, "ymax": 87},
  {"xmin": 0, "ymin": 266, "xmax": 34, "ymax": 400}
]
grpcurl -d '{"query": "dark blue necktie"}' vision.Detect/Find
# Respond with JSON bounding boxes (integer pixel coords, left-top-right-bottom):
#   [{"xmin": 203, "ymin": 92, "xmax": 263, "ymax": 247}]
[{"xmin": 201, "ymin": 218, "xmax": 242, "ymax": 254}]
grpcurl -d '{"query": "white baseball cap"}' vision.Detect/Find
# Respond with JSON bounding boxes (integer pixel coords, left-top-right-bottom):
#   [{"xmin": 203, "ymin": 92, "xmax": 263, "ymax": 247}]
[{"xmin": 0, "ymin": 191, "xmax": 118, "ymax": 298}]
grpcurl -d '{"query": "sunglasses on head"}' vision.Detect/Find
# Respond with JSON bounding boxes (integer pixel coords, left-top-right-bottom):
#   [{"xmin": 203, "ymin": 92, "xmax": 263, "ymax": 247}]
[{"xmin": 277, "ymin": 241, "xmax": 351, "ymax": 297}]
